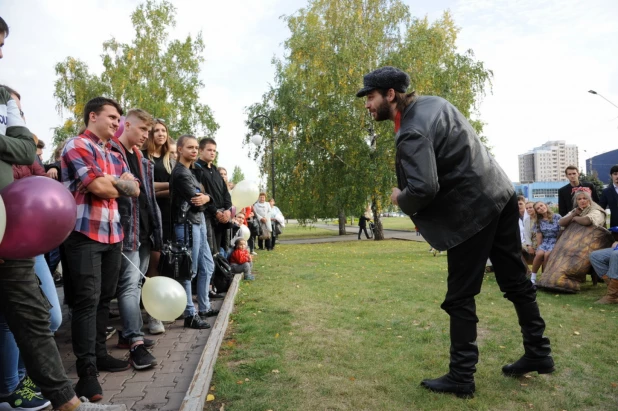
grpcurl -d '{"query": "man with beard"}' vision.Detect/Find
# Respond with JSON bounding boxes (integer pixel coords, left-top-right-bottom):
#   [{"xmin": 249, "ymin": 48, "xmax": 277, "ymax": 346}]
[{"xmin": 357, "ymin": 66, "xmax": 554, "ymax": 398}]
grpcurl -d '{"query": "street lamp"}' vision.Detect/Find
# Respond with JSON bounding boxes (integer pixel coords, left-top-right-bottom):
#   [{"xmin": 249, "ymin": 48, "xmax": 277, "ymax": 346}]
[
  {"xmin": 588, "ymin": 90, "xmax": 618, "ymax": 109},
  {"xmin": 250, "ymin": 114, "xmax": 275, "ymax": 200}
]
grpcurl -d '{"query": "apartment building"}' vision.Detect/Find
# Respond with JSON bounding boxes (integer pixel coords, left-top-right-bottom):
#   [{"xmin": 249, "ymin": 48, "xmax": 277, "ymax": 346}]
[{"xmin": 518, "ymin": 140, "xmax": 578, "ymax": 183}]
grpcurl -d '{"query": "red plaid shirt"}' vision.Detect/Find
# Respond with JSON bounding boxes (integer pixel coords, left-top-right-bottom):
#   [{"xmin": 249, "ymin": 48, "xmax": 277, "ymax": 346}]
[{"xmin": 61, "ymin": 130, "xmax": 129, "ymax": 244}]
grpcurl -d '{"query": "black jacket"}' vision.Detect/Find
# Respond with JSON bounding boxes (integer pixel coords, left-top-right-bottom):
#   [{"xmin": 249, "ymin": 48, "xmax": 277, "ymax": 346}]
[
  {"xmin": 558, "ymin": 182, "xmax": 599, "ymax": 218},
  {"xmin": 395, "ymin": 96, "xmax": 513, "ymax": 250},
  {"xmin": 170, "ymin": 162, "xmax": 206, "ymax": 225},
  {"xmin": 599, "ymin": 185, "xmax": 618, "ymax": 227},
  {"xmin": 195, "ymin": 159, "xmax": 232, "ymax": 218}
]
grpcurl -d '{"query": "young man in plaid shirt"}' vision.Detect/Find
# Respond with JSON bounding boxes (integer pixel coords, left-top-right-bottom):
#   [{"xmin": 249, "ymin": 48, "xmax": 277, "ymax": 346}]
[{"xmin": 62, "ymin": 97, "xmax": 140, "ymax": 402}]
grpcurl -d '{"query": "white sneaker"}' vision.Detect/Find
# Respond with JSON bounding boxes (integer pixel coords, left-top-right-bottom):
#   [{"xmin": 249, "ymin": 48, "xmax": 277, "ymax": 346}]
[
  {"xmin": 77, "ymin": 397, "xmax": 127, "ymax": 410},
  {"xmin": 148, "ymin": 317, "xmax": 165, "ymax": 335}
]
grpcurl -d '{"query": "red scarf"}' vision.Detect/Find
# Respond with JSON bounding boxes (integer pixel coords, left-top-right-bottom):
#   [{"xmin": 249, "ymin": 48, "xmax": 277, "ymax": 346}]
[{"xmin": 394, "ymin": 111, "xmax": 402, "ymax": 133}]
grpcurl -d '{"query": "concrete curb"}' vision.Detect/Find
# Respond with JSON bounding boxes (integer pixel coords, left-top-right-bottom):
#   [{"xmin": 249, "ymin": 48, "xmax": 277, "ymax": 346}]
[{"xmin": 179, "ymin": 274, "xmax": 242, "ymax": 411}]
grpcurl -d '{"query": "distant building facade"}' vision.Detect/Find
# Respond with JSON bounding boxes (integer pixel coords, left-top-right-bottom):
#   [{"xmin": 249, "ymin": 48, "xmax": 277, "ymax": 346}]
[
  {"xmin": 512, "ymin": 181, "xmax": 565, "ymax": 206},
  {"xmin": 585, "ymin": 148, "xmax": 618, "ymax": 185},
  {"xmin": 518, "ymin": 140, "xmax": 579, "ymax": 183}
]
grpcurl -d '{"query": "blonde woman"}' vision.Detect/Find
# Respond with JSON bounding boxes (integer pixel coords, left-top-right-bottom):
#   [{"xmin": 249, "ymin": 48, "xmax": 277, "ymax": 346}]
[
  {"xmin": 522, "ymin": 201, "xmax": 537, "ymax": 262},
  {"xmin": 558, "ymin": 187, "xmax": 605, "ymax": 228},
  {"xmin": 530, "ymin": 202, "xmax": 561, "ymax": 284},
  {"xmin": 141, "ymin": 119, "xmax": 175, "ymax": 334}
]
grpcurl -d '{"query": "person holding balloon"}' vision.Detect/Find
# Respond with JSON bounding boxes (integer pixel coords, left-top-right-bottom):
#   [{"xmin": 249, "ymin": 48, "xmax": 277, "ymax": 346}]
[
  {"xmin": 170, "ymin": 135, "xmax": 218, "ymax": 329},
  {"xmin": 112, "ymin": 109, "xmax": 163, "ymax": 370},
  {"xmin": 61, "ymin": 97, "xmax": 143, "ymax": 401}
]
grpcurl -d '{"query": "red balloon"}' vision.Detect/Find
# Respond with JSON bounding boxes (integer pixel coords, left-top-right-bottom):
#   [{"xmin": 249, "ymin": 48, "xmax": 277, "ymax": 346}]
[
  {"xmin": 114, "ymin": 116, "xmax": 126, "ymax": 138},
  {"xmin": 0, "ymin": 176, "xmax": 77, "ymax": 259}
]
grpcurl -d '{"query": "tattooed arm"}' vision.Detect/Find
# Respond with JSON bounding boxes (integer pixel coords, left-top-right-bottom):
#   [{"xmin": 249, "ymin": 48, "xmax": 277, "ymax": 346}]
[{"xmin": 113, "ymin": 175, "xmax": 140, "ymax": 197}]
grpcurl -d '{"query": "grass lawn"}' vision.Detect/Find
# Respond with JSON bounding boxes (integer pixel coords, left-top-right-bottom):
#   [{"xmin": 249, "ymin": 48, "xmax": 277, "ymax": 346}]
[
  {"xmin": 280, "ymin": 223, "xmax": 340, "ymax": 240},
  {"xmin": 206, "ymin": 240, "xmax": 618, "ymax": 411}
]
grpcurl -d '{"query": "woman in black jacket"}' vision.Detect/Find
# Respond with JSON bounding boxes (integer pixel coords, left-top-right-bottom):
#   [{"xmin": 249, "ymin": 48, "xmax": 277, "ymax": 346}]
[{"xmin": 170, "ymin": 135, "xmax": 218, "ymax": 329}]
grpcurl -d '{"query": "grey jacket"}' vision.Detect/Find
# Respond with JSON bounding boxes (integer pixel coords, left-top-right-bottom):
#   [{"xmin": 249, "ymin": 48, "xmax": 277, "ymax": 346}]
[
  {"xmin": 395, "ymin": 96, "xmax": 513, "ymax": 250},
  {"xmin": 111, "ymin": 139, "xmax": 163, "ymax": 252}
]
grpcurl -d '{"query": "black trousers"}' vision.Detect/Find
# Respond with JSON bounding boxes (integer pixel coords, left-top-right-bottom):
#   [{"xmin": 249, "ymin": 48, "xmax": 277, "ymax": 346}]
[
  {"xmin": 63, "ymin": 231, "xmax": 122, "ymax": 374},
  {"xmin": 358, "ymin": 227, "xmax": 370, "ymax": 239},
  {"xmin": 442, "ymin": 194, "xmax": 536, "ymax": 322},
  {"xmin": 0, "ymin": 259, "xmax": 75, "ymax": 407}
]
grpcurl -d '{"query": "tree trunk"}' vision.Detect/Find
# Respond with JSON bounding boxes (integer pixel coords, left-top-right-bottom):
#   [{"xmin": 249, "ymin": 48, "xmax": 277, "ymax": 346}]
[
  {"xmin": 338, "ymin": 209, "xmax": 347, "ymax": 235},
  {"xmin": 371, "ymin": 198, "xmax": 384, "ymax": 240}
]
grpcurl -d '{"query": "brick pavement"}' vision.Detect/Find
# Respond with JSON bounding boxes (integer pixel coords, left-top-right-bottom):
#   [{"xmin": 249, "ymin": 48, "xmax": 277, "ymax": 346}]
[{"xmin": 54, "ymin": 288, "xmax": 223, "ymax": 411}]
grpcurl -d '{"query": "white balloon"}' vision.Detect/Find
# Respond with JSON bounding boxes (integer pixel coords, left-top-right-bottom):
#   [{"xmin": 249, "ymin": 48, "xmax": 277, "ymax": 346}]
[
  {"xmin": 240, "ymin": 225, "xmax": 251, "ymax": 240},
  {"xmin": 142, "ymin": 276, "xmax": 186, "ymax": 321},
  {"xmin": 231, "ymin": 180, "xmax": 260, "ymax": 209},
  {"xmin": 0, "ymin": 196, "xmax": 5, "ymax": 245}
]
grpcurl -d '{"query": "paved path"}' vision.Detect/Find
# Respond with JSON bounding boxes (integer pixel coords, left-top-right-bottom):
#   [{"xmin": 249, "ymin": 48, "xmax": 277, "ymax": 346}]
[
  {"xmin": 54, "ymin": 288, "xmax": 224, "ymax": 411},
  {"xmin": 278, "ymin": 223, "xmax": 428, "ymax": 244}
]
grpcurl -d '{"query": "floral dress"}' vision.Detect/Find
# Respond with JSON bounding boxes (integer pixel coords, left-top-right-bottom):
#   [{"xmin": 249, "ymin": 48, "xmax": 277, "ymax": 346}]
[{"xmin": 535, "ymin": 214, "xmax": 562, "ymax": 252}]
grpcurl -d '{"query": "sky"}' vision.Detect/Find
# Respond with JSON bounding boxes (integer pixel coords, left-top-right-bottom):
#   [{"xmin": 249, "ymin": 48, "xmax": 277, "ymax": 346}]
[{"xmin": 1, "ymin": 0, "xmax": 617, "ymax": 187}]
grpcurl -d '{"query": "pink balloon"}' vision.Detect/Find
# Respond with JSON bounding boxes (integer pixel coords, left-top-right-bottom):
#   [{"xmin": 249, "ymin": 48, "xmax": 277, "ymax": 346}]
[
  {"xmin": 230, "ymin": 206, "xmax": 236, "ymax": 218},
  {"xmin": 114, "ymin": 116, "xmax": 126, "ymax": 138},
  {"xmin": 0, "ymin": 177, "xmax": 77, "ymax": 259}
]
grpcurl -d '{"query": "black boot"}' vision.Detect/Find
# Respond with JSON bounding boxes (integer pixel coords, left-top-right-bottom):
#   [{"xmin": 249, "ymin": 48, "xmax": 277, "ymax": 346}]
[
  {"xmin": 503, "ymin": 300, "xmax": 554, "ymax": 377},
  {"xmin": 421, "ymin": 318, "xmax": 477, "ymax": 399}
]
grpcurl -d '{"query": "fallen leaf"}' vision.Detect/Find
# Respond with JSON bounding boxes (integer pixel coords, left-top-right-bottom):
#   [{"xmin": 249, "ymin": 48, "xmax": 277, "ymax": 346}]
[
  {"xmin": 349, "ymin": 377, "xmax": 356, "ymax": 381},
  {"xmin": 573, "ymin": 331, "xmax": 580, "ymax": 336},
  {"xmin": 499, "ymin": 346, "xmax": 506, "ymax": 349},
  {"xmin": 559, "ymin": 324, "xmax": 563, "ymax": 328},
  {"xmin": 272, "ymin": 369, "xmax": 280, "ymax": 374},
  {"xmin": 275, "ymin": 333, "xmax": 280, "ymax": 338},
  {"xmin": 521, "ymin": 383, "xmax": 528, "ymax": 386},
  {"xmin": 611, "ymin": 382, "xmax": 618, "ymax": 388},
  {"xmin": 245, "ymin": 378, "xmax": 249, "ymax": 382},
  {"xmin": 210, "ymin": 385, "xmax": 215, "ymax": 391},
  {"xmin": 206, "ymin": 394, "xmax": 215, "ymax": 402},
  {"xmin": 397, "ymin": 335, "xmax": 403, "ymax": 338},
  {"xmin": 236, "ymin": 380, "xmax": 243, "ymax": 385}
]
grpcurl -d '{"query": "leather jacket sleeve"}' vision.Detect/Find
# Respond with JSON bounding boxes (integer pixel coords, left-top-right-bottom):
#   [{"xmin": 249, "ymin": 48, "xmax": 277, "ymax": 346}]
[{"xmin": 396, "ymin": 131, "xmax": 439, "ymax": 216}]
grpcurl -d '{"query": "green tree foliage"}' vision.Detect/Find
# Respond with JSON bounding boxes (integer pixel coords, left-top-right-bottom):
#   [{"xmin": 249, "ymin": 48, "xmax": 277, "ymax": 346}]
[
  {"xmin": 230, "ymin": 166, "xmax": 246, "ymax": 184},
  {"xmin": 53, "ymin": 0, "xmax": 218, "ymax": 148},
  {"xmin": 246, "ymin": 0, "xmax": 492, "ymax": 237}
]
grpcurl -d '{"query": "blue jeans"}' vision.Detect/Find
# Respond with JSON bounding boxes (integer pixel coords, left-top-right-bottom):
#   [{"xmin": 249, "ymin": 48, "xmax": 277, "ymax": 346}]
[
  {"xmin": 0, "ymin": 255, "xmax": 62, "ymax": 396},
  {"xmin": 590, "ymin": 247, "xmax": 618, "ymax": 280},
  {"xmin": 118, "ymin": 242, "xmax": 151, "ymax": 343},
  {"xmin": 175, "ymin": 217, "xmax": 214, "ymax": 317}
]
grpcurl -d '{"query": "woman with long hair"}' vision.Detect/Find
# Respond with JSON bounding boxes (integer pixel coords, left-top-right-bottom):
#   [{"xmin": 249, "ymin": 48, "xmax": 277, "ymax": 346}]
[
  {"xmin": 558, "ymin": 188, "xmax": 606, "ymax": 228},
  {"xmin": 141, "ymin": 119, "xmax": 175, "ymax": 334},
  {"xmin": 530, "ymin": 202, "xmax": 561, "ymax": 285}
]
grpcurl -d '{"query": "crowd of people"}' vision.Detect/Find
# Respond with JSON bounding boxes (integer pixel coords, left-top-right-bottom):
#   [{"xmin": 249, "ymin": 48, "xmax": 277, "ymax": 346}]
[
  {"xmin": 0, "ymin": 16, "xmax": 286, "ymax": 411},
  {"xmin": 517, "ymin": 165, "xmax": 618, "ymax": 303}
]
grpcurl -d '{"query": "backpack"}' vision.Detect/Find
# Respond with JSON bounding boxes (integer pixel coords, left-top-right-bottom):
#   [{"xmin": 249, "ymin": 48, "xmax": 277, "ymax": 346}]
[{"xmin": 212, "ymin": 253, "xmax": 234, "ymax": 293}]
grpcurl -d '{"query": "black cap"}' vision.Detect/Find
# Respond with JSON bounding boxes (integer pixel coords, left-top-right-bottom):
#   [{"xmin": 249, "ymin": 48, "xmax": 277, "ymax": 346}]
[{"xmin": 356, "ymin": 66, "xmax": 410, "ymax": 97}]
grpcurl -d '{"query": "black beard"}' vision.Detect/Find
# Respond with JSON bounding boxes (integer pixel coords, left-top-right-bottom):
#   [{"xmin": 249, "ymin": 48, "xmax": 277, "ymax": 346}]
[{"xmin": 374, "ymin": 98, "xmax": 391, "ymax": 122}]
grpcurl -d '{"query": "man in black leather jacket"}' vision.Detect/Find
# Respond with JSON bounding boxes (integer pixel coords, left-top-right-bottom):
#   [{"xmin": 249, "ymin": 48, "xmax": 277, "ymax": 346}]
[{"xmin": 357, "ymin": 67, "xmax": 554, "ymax": 398}]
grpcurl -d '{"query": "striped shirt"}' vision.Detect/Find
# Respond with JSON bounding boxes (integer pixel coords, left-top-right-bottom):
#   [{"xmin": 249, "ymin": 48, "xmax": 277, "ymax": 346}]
[{"xmin": 61, "ymin": 130, "xmax": 129, "ymax": 244}]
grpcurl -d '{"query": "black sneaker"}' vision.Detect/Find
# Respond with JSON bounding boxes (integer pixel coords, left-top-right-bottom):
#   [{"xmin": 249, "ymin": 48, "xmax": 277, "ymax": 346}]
[
  {"xmin": 0, "ymin": 386, "xmax": 50, "ymax": 410},
  {"xmin": 18, "ymin": 375, "xmax": 41, "ymax": 394},
  {"xmin": 75, "ymin": 367, "xmax": 103, "ymax": 402},
  {"xmin": 198, "ymin": 309, "xmax": 220, "ymax": 319},
  {"xmin": 116, "ymin": 334, "xmax": 155, "ymax": 350},
  {"xmin": 96, "ymin": 355, "xmax": 131, "ymax": 373},
  {"xmin": 105, "ymin": 327, "xmax": 116, "ymax": 341},
  {"xmin": 209, "ymin": 291, "xmax": 224, "ymax": 299},
  {"xmin": 129, "ymin": 344, "xmax": 158, "ymax": 370},
  {"xmin": 183, "ymin": 314, "xmax": 211, "ymax": 329}
]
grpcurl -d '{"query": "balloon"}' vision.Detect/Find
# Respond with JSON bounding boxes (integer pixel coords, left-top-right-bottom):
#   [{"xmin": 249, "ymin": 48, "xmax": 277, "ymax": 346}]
[
  {"xmin": 114, "ymin": 116, "xmax": 126, "ymax": 138},
  {"xmin": 0, "ymin": 196, "xmax": 5, "ymax": 244},
  {"xmin": 240, "ymin": 225, "xmax": 250, "ymax": 241},
  {"xmin": 231, "ymin": 180, "xmax": 259, "ymax": 209},
  {"xmin": 230, "ymin": 206, "xmax": 236, "ymax": 219},
  {"xmin": 0, "ymin": 177, "xmax": 77, "ymax": 259},
  {"xmin": 142, "ymin": 276, "xmax": 186, "ymax": 321}
]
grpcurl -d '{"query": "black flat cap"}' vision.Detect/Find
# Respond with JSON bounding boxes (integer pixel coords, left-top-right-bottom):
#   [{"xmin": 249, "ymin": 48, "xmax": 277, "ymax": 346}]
[{"xmin": 356, "ymin": 66, "xmax": 410, "ymax": 97}]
